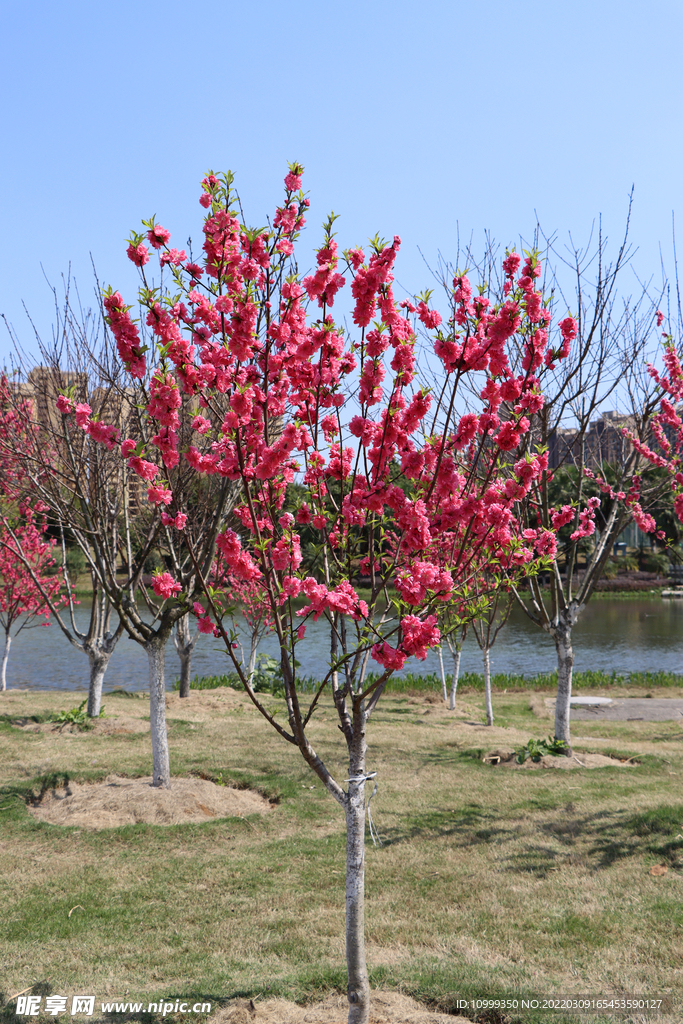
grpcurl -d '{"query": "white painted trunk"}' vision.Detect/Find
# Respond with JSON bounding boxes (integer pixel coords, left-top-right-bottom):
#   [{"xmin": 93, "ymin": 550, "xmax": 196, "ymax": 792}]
[
  {"xmin": 483, "ymin": 646, "xmax": 494, "ymax": 726},
  {"xmin": 86, "ymin": 650, "xmax": 111, "ymax": 718},
  {"xmin": 146, "ymin": 641, "xmax": 171, "ymax": 788},
  {"xmin": 553, "ymin": 623, "xmax": 574, "ymax": 751},
  {"xmin": 449, "ymin": 648, "xmax": 461, "ymax": 711},
  {"xmin": 247, "ymin": 632, "xmax": 259, "ymax": 683},
  {"xmin": 437, "ymin": 647, "xmax": 447, "ymax": 702},
  {"xmin": 0, "ymin": 633, "xmax": 10, "ymax": 691},
  {"xmin": 345, "ymin": 769, "xmax": 370, "ymax": 1023}
]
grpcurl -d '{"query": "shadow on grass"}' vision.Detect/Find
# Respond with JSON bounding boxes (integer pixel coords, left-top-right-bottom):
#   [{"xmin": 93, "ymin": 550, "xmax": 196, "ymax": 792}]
[{"xmin": 377, "ymin": 797, "xmax": 683, "ymax": 877}]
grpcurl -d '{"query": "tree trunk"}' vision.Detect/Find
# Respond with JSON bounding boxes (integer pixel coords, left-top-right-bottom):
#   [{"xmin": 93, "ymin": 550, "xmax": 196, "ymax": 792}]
[
  {"xmin": 345, "ymin": 714, "xmax": 370, "ymax": 1024},
  {"xmin": 174, "ymin": 613, "xmax": 197, "ymax": 698},
  {"xmin": 0, "ymin": 632, "xmax": 10, "ymax": 691},
  {"xmin": 483, "ymin": 645, "xmax": 494, "ymax": 726},
  {"xmin": 146, "ymin": 640, "xmax": 171, "ymax": 788},
  {"xmin": 437, "ymin": 646, "xmax": 447, "ymax": 703},
  {"xmin": 449, "ymin": 647, "xmax": 461, "ymax": 711},
  {"xmin": 553, "ymin": 619, "xmax": 574, "ymax": 753},
  {"xmin": 248, "ymin": 631, "xmax": 259, "ymax": 683},
  {"xmin": 86, "ymin": 648, "xmax": 111, "ymax": 717}
]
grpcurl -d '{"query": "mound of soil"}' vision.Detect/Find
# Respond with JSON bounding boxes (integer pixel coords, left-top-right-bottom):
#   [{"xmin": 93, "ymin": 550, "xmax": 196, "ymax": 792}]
[
  {"xmin": 215, "ymin": 992, "xmax": 469, "ymax": 1023},
  {"xmin": 16, "ymin": 715, "xmax": 150, "ymax": 736},
  {"xmin": 483, "ymin": 748, "xmax": 636, "ymax": 769},
  {"xmin": 27, "ymin": 775, "xmax": 273, "ymax": 828}
]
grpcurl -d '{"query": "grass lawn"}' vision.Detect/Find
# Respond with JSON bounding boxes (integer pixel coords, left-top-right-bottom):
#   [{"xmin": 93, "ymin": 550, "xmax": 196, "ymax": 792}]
[{"xmin": 1, "ymin": 683, "xmax": 682, "ymax": 1024}]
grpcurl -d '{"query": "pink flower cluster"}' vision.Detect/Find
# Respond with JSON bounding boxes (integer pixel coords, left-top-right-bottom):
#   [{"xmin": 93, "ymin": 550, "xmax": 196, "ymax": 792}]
[
  {"xmin": 151, "ymin": 572, "xmax": 181, "ymax": 600},
  {"xmin": 54, "ymin": 395, "xmax": 120, "ymax": 450},
  {"xmin": 216, "ymin": 529, "xmax": 262, "ymax": 582},
  {"xmin": 570, "ymin": 497, "xmax": 600, "ymax": 541},
  {"xmin": 303, "ymin": 238, "xmax": 346, "ymax": 308},
  {"xmin": 103, "ymin": 292, "xmax": 147, "ymax": 378},
  {"xmin": 400, "ymin": 614, "xmax": 440, "ymax": 660}
]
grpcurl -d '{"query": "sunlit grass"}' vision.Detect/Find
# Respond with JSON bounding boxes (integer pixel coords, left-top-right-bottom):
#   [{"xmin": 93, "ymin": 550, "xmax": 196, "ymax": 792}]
[{"xmin": 0, "ymin": 686, "xmax": 682, "ymax": 1023}]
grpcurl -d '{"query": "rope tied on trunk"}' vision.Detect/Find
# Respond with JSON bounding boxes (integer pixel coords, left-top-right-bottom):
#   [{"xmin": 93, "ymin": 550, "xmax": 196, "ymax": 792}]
[{"xmin": 346, "ymin": 771, "xmax": 382, "ymax": 847}]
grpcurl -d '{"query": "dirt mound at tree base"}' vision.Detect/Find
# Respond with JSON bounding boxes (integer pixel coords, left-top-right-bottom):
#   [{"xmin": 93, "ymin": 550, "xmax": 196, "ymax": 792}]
[
  {"xmin": 215, "ymin": 992, "xmax": 469, "ymax": 1023},
  {"xmin": 15, "ymin": 715, "xmax": 150, "ymax": 735},
  {"xmin": 27, "ymin": 775, "xmax": 273, "ymax": 828},
  {"xmin": 483, "ymin": 749, "xmax": 636, "ymax": 769}
]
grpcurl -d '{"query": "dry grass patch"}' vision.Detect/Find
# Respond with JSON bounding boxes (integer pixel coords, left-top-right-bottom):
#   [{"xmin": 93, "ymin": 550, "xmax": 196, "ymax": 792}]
[
  {"xmin": 27, "ymin": 775, "xmax": 274, "ymax": 828},
  {"xmin": 215, "ymin": 991, "xmax": 469, "ymax": 1023}
]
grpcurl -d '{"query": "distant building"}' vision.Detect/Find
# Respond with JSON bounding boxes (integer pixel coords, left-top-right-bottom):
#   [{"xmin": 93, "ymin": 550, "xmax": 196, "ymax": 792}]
[{"xmin": 548, "ymin": 409, "xmax": 636, "ymax": 471}]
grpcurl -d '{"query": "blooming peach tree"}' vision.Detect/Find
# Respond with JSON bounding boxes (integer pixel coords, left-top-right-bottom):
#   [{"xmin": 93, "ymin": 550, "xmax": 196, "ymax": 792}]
[
  {"xmin": 0, "ymin": 503, "xmax": 64, "ymax": 690},
  {"xmin": 627, "ymin": 325, "xmax": 683, "ymax": 529},
  {"xmin": 84, "ymin": 164, "xmax": 576, "ymax": 1024}
]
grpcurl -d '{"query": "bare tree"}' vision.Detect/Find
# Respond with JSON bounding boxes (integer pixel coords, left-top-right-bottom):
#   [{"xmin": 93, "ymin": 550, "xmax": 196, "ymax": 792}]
[
  {"xmin": 428, "ymin": 203, "xmax": 671, "ymax": 751},
  {"xmin": 471, "ymin": 588, "xmax": 514, "ymax": 727},
  {"xmin": 3, "ymin": 286, "xmax": 241, "ymax": 785},
  {"xmin": 506, "ymin": 212, "xmax": 669, "ymax": 751}
]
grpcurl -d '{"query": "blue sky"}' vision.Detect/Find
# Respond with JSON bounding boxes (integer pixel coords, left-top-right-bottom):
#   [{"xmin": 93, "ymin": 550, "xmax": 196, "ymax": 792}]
[{"xmin": 1, "ymin": 0, "xmax": 681, "ymax": 367}]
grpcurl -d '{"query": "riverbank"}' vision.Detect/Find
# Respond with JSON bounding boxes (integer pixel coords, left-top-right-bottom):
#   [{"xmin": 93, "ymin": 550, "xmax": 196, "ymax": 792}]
[
  {"xmin": 171, "ymin": 668, "xmax": 683, "ymax": 696},
  {"xmin": 4, "ymin": 594, "xmax": 682, "ymax": 694}
]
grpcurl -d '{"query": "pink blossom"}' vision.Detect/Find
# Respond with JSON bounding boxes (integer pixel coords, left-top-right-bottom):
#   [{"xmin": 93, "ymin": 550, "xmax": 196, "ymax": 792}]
[
  {"xmin": 296, "ymin": 503, "xmax": 312, "ymax": 525},
  {"xmin": 534, "ymin": 530, "xmax": 558, "ymax": 559},
  {"xmin": 161, "ymin": 511, "xmax": 187, "ymax": 529},
  {"xmin": 284, "ymin": 169, "xmax": 303, "ymax": 191},
  {"xmin": 416, "ymin": 301, "xmax": 442, "ymax": 330},
  {"xmin": 151, "ymin": 572, "xmax": 182, "ymax": 600},
  {"xmin": 371, "ymin": 642, "xmax": 406, "ymax": 672},
  {"xmin": 502, "ymin": 251, "xmax": 521, "ymax": 278},
  {"xmin": 281, "ymin": 576, "xmax": 302, "ymax": 600},
  {"xmin": 495, "ymin": 422, "xmax": 521, "ymax": 451},
  {"xmin": 127, "ymin": 242, "xmax": 149, "ymax": 267},
  {"xmin": 191, "ymin": 415, "xmax": 212, "ymax": 434},
  {"xmin": 103, "ymin": 292, "xmax": 146, "ymax": 379},
  {"xmin": 147, "ymin": 225, "xmax": 171, "ymax": 249},
  {"xmin": 56, "ymin": 394, "xmax": 74, "ymax": 415},
  {"xmin": 551, "ymin": 505, "xmax": 575, "ymax": 530},
  {"xmin": 159, "ymin": 248, "xmax": 187, "ymax": 267},
  {"xmin": 75, "ymin": 403, "xmax": 92, "ymax": 429},
  {"xmin": 128, "ymin": 456, "xmax": 159, "ymax": 482},
  {"xmin": 401, "ymin": 614, "xmax": 440, "ymax": 660},
  {"xmin": 147, "ymin": 484, "xmax": 173, "ymax": 506},
  {"xmin": 87, "ymin": 419, "xmax": 119, "ymax": 450}
]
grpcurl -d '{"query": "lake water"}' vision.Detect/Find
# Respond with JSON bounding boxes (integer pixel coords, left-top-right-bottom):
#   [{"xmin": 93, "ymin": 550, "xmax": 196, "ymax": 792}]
[{"xmin": 3, "ymin": 596, "xmax": 682, "ymax": 694}]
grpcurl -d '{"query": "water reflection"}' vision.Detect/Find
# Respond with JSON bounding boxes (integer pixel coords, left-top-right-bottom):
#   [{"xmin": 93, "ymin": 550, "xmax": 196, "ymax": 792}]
[{"xmin": 3, "ymin": 596, "xmax": 682, "ymax": 694}]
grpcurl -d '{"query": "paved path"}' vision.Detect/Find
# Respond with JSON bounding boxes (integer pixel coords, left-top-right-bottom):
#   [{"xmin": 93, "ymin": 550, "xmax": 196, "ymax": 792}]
[{"xmin": 545, "ymin": 698, "xmax": 683, "ymax": 721}]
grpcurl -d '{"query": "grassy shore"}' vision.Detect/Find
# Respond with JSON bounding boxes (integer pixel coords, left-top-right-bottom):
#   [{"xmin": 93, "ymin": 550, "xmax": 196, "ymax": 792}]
[{"xmin": 1, "ymin": 685, "xmax": 682, "ymax": 1023}]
